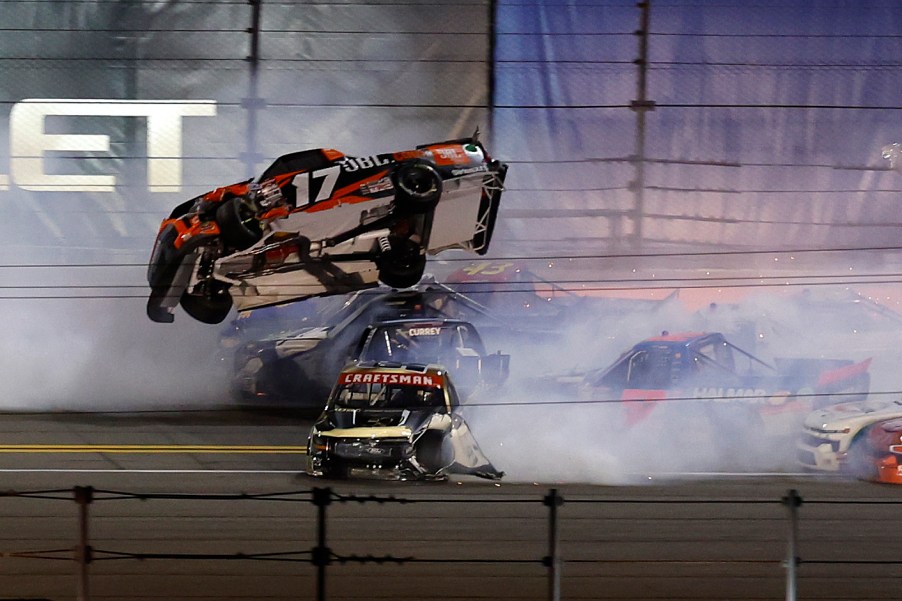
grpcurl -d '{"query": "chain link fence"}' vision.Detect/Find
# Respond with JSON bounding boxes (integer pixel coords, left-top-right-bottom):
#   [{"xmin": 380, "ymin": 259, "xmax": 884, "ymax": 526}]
[
  {"xmin": 0, "ymin": 0, "xmax": 492, "ymax": 265},
  {"xmin": 2, "ymin": 485, "xmax": 881, "ymax": 601}
]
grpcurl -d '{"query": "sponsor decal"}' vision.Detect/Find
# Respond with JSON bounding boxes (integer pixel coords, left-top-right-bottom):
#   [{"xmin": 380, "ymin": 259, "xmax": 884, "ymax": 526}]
[
  {"xmin": 408, "ymin": 327, "xmax": 442, "ymax": 337},
  {"xmin": 338, "ymin": 155, "xmax": 391, "ymax": 172},
  {"xmin": 359, "ymin": 176, "xmax": 393, "ymax": 195},
  {"xmin": 392, "ymin": 150, "xmax": 423, "ymax": 162},
  {"xmin": 430, "ymin": 145, "xmax": 467, "ymax": 166},
  {"xmin": 693, "ymin": 387, "xmax": 769, "ymax": 402},
  {"xmin": 451, "ymin": 165, "xmax": 488, "ymax": 177},
  {"xmin": 340, "ymin": 371, "xmax": 443, "ymax": 387}
]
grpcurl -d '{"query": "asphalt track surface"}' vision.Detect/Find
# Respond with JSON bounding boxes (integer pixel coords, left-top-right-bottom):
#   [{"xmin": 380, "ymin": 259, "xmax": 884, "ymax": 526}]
[{"xmin": 0, "ymin": 409, "xmax": 900, "ymax": 601}]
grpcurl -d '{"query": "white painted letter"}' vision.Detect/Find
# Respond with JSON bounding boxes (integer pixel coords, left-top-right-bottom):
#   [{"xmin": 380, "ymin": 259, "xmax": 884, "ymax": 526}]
[{"xmin": 10, "ymin": 99, "xmax": 216, "ymax": 192}]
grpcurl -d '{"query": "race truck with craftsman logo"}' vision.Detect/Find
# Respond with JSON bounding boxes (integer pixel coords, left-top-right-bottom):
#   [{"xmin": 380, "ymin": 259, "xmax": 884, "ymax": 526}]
[
  {"xmin": 797, "ymin": 398, "xmax": 902, "ymax": 482},
  {"xmin": 147, "ymin": 135, "xmax": 507, "ymax": 324},
  {"xmin": 306, "ymin": 363, "xmax": 503, "ymax": 481},
  {"xmin": 578, "ymin": 332, "xmax": 871, "ymax": 436}
]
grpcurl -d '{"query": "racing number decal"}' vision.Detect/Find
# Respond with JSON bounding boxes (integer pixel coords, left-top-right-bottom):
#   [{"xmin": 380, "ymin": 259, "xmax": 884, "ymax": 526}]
[
  {"xmin": 312, "ymin": 166, "xmax": 340, "ymax": 203},
  {"xmin": 462, "ymin": 262, "xmax": 514, "ymax": 277},
  {"xmin": 293, "ymin": 157, "xmax": 390, "ymax": 205},
  {"xmin": 293, "ymin": 165, "xmax": 340, "ymax": 206}
]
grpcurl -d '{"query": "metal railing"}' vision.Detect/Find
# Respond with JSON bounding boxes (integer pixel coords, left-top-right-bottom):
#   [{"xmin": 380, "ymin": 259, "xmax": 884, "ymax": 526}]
[{"xmin": 3, "ymin": 485, "xmax": 893, "ymax": 601}]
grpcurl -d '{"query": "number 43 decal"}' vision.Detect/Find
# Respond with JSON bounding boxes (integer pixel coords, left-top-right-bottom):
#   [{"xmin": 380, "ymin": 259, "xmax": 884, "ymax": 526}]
[
  {"xmin": 291, "ymin": 165, "xmax": 340, "ymax": 206},
  {"xmin": 462, "ymin": 261, "xmax": 514, "ymax": 276}
]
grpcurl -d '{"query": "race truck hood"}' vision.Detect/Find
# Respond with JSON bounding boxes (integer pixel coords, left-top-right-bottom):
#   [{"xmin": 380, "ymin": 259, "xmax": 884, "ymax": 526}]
[
  {"xmin": 311, "ymin": 406, "xmax": 503, "ymax": 480},
  {"xmin": 234, "ymin": 325, "xmax": 331, "ymax": 365},
  {"xmin": 272, "ymin": 326, "xmax": 331, "ymax": 359},
  {"xmin": 317, "ymin": 408, "xmax": 440, "ymax": 437},
  {"xmin": 803, "ymin": 398, "xmax": 902, "ymax": 431}
]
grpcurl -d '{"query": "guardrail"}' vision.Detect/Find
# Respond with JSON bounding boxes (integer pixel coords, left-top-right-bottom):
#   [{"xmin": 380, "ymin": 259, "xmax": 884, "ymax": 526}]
[{"xmin": 1, "ymin": 486, "xmax": 899, "ymax": 601}]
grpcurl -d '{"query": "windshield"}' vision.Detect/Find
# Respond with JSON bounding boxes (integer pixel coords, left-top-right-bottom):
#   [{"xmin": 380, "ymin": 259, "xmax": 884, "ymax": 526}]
[
  {"xmin": 591, "ymin": 345, "xmax": 675, "ymax": 389},
  {"xmin": 361, "ymin": 323, "xmax": 485, "ymax": 364},
  {"xmin": 332, "ymin": 382, "xmax": 446, "ymax": 411}
]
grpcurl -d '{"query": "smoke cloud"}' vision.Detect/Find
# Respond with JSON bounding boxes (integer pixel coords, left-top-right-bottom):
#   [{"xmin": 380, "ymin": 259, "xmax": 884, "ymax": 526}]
[
  {"xmin": 0, "ymin": 295, "xmax": 231, "ymax": 411},
  {"xmin": 465, "ymin": 281, "xmax": 902, "ymax": 484}
]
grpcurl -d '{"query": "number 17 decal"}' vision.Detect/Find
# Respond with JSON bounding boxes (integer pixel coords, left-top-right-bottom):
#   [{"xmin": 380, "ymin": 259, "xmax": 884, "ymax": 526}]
[{"xmin": 292, "ymin": 165, "xmax": 340, "ymax": 205}]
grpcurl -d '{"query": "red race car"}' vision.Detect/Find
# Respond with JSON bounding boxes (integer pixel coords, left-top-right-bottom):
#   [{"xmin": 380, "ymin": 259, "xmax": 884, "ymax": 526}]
[{"xmin": 147, "ymin": 135, "xmax": 507, "ymax": 324}]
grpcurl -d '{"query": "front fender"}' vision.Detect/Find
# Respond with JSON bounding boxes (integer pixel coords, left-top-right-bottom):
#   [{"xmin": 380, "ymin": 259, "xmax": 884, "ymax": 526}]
[
  {"xmin": 446, "ymin": 415, "xmax": 503, "ymax": 480},
  {"xmin": 146, "ymin": 219, "xmax": 220, "ymax": 323}
]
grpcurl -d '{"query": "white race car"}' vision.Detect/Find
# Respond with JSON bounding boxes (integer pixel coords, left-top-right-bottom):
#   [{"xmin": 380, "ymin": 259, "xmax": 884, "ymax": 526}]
[{"xmin": 797, "ymin": 397, "xmax": 902, "ymax": 477}]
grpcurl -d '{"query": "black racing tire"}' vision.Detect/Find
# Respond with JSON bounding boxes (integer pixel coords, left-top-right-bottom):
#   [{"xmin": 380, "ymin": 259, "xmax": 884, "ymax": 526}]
[
  {"xmin": 377, "ymin": 238, "xmax": 427, "ymax": 289},
  {"xmin": 392, "ymin": 160, "xmax": 442, "ymax": 213},
  {"xmin": 415, "ymin": 431, "xmax": 451, "ymax": 473},
  {"xmin": 216, "ymin": 196, "xmax": 262, "ymax": 251},
  {"xmin": 180, "ymin": 287, "xmax": 233, "ymax": 325},
  {"xmin": 846, "ymin": 430, "xmax": 879, "ymax": 481}
]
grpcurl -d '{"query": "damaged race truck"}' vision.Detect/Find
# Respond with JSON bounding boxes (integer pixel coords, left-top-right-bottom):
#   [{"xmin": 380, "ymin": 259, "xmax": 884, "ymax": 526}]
[
  {"xmin": 578, "ymin": 331, "xmax": 871, "ymax": 437},
  {"xmin": 147, "ymin": 136, "xmax": 507, "ymax": 324},
  {"xmin": 306, "ymin": 363, "xmax": 503, "ymax": 481}
]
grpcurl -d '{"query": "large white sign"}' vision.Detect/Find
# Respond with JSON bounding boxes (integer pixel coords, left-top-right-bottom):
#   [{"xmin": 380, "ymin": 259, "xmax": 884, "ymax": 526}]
[{"xmin": 0, "ymin": 99, "xmax": 217, "ymax": 193}]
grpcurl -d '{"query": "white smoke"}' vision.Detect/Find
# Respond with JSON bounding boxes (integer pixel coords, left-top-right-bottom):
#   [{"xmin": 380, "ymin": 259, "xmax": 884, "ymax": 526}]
[
  {"xmin": 0, "ymin": 296, "xmax": 230, "ymax": 411},
  {"xmin": 465, "ymin": 282, "xmax": 902, "ymax": 484}
]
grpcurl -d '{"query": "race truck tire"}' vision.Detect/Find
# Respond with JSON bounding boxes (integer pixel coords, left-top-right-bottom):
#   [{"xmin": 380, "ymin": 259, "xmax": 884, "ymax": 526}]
[
  {"xmin": 179, "ymin": 285, "xmax": 233, "ymax": 325},
  {"xmin": 216, "ymin": 196, "xmax": 262, "ymax": 251},
  {"xmin": 391, "ymin": 160, "xmax": 442, "ymax": 213},
  {"xmin": 415, "ymin": 430, "xmax": 452, "ymax": 473},
  {"xmin": 376, "ymin": 237, "xmax": 427, "ymax": 289}
]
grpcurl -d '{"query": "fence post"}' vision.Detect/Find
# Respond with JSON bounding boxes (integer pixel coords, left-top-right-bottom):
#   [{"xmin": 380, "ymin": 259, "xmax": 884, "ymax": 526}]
[
  {"xmin": 782, "ymin": 489, "xmax": 802, "ymax": 601},
  {"xmin": 311, "ymin": 487, "xmax": 332, "ymax": 601},
  {"xmin": 74, "ymin": 486, "xmax": 94, "ymax": 601},
  {"xmin": 629, "ymin": 0, "xmax": 655, "ymax": 251},
  {"xmin": 543, "ymin": 488, "xmax": 563, "ymax": 601},
  {"xmin": 242, "ymin": 0, "xmax": 265, "ymax": 178}
]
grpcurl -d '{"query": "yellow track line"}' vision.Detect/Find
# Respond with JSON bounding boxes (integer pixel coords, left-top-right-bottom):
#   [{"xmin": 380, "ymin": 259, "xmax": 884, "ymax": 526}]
[{"xmin": 0, "ymin": 444, "xmax": 307, "ymax": 455}]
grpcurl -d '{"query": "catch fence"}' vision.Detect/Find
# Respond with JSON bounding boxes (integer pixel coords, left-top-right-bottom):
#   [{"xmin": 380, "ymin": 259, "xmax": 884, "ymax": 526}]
[{"xmin": 2, "ymin": 485, "xmax": 898, "ymax": 601}]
